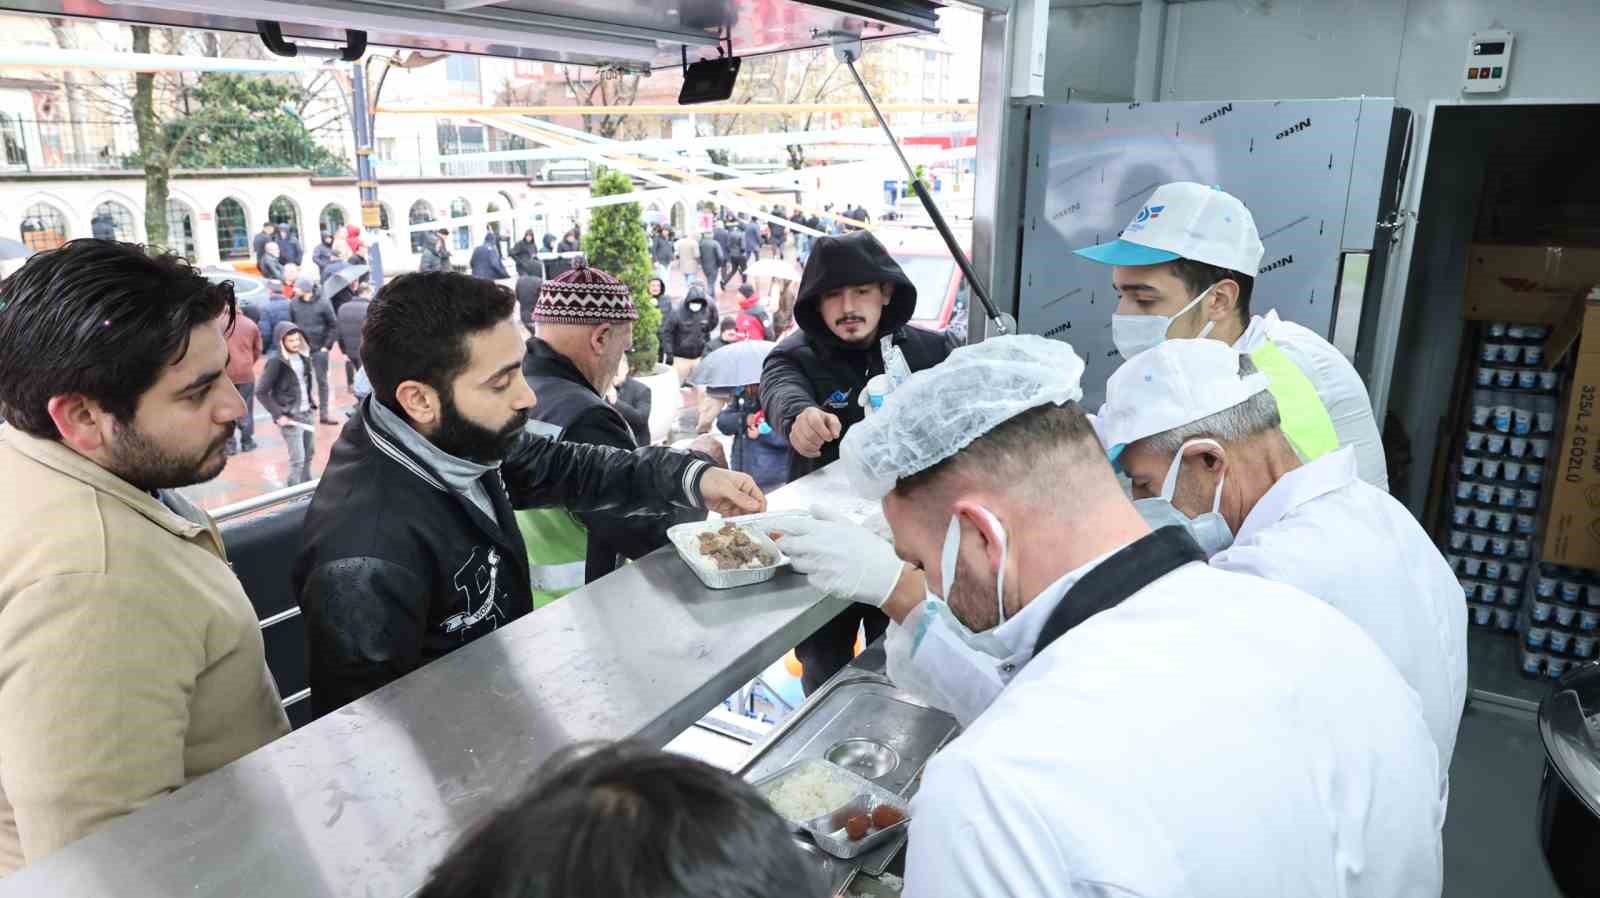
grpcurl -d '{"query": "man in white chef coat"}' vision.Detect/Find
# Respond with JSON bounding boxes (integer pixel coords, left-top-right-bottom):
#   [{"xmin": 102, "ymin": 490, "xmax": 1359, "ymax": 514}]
[
  {"xmin": 1099, "ymin": 337, "xmax": 1467, "ymax": 784},
  {"xmin": 816, "ymin": 334, "xmax": 1443, "ymax": 898},
  {"xmin": 1075, "ymin": 181, "xmax": 1390, "ymax": 490}
]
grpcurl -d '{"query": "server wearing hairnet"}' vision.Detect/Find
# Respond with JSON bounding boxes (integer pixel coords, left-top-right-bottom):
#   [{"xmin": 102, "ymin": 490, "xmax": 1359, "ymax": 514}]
[
  {"xmin": 773, "ymin": 335, "xmax": 1443, "ymax": 898},
  {"xmin": 1075, "ymin": 181, "xmax": 1389, "ymax": 490},
  {"xmin": 760, "ymin": 230, "xmax": 955, "ymax": 693},
  {"xmin": 1100, "ymin": 338, "xmax": 1465, "ymax": 786}
]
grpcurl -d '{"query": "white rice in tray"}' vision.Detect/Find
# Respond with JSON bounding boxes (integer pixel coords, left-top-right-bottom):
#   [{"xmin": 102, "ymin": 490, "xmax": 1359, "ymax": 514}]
[{"xmin": 762, "ymin": 765, "xmax": 857, "ymax": 823}]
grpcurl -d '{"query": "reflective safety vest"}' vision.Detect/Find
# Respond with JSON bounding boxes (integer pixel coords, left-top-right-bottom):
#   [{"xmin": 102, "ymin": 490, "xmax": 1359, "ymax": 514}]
[
  {"xmin": 517, "ymin": 507, "xmax": 589, "ymax": 609},
  {"xmin": 1250, "ymin": 338, "xmax": 1340, "ymax": 463}
]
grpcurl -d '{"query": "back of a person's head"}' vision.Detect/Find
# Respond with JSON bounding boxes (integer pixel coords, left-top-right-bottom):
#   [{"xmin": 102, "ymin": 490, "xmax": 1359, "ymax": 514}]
[
  {"xmin": 895, "ymin": 401, "xmax": 1104, "ymax": 510},
  {"xmin": 417, "ymin": 743, "xmax": 827, "ymax": 898},
  {"xmin": 0, "ymin": 239, "xmax": 234, "ymax": 439},
  {"xmin": 363, "ymin": 271, "xmax": 514, "ymax": 408}
]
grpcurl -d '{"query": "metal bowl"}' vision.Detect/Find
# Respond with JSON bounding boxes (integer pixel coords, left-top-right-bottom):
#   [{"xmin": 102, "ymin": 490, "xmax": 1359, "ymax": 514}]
[{"xmin": 826, "ymin": 738, "xmax": 900, "ymax": 781}]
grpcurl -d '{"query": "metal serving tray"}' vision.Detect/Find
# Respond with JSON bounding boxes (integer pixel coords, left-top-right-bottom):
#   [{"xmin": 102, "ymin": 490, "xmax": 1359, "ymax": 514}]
[
  {"xmin": 742, "ymin": 674, "xmax": 960, "ymax": 887},
  {"xmin": 751, "ymin": 759, "xmax": 912, "ymax": 860},
  {"xmin": 667, "ymin": 516, "xmax": 789, "ymax": 590}
]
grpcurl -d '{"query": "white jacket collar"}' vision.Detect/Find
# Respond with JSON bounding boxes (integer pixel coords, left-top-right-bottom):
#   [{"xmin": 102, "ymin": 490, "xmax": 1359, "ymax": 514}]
[
  {"xmin": 1235, "ymin": 446, "xmax": 1359, "ymax": 545},
  {"xmin": 1233, "ymin": 310, "xmax": 1278, "ymax": 353},
  {"xmin": 991, "ymin": 547, "xmax": 1120, "ymax": 673}
]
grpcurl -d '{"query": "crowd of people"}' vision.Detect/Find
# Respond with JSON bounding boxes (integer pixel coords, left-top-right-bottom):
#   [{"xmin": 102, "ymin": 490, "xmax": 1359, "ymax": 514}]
[
  {"xmin": 0, "ymin": 181, "xmax": 1466, "ymax": 898},
  {"xmin": 228, "ymin": 220, "xmax": 379, "ymax": 484}
]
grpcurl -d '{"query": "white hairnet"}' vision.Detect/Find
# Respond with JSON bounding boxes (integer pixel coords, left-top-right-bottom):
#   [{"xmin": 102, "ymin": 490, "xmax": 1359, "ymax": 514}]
[{"xmin": 840, "ymin": 335, "xmax": 1086, "ymax": 500}]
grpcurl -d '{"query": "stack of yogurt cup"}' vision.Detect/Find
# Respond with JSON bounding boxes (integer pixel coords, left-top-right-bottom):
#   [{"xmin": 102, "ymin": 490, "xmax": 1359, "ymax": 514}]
[{"xmin": 1521, "ymin": 564, "xmax": 1600, "ymax": 680}]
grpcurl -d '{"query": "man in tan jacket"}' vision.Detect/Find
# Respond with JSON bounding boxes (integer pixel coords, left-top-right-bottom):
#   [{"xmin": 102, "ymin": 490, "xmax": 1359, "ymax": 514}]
[{"xmin": 0, "ymin": 239, "xmax": 290, "ymax": 877}]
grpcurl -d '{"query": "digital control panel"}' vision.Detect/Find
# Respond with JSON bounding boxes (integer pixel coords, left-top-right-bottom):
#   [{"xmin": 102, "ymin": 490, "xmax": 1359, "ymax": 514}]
[{"xmin": 1463, "ymin": 30, "xmax": 1514, "ymax": 94}]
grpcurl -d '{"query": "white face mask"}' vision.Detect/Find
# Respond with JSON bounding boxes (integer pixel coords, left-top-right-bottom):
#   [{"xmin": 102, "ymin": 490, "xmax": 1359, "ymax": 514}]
[
  {"xmin": 1139, "ymin": 437, "xmax": 1234, "ymax": 556},
  {"xmin": 939, "ymin": 507, "xmax": 1009, "ymax": 628},
  {"xmin": 1111, "ymin": 283, "xmax": 1218, "ymax": 360}
]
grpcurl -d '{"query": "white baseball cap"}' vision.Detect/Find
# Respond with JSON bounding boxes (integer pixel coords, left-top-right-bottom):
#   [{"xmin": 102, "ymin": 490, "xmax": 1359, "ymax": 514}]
[
  {"xmin": 1097, "ymin": 338, "xmax": 1271, "ymax": 462},
  {"xmin": 1075, "ymin": 182, "xmax": 1266, "ymax": 277}
]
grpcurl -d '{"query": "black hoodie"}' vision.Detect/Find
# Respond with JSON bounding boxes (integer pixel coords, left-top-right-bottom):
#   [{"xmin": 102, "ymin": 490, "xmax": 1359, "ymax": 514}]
[
  {"xmin": 760, "ymin": 231, "xmax": 955, "ymax": 481},
  {"xmin": 664, "ymin": 286, "xmax": 718, "ymax": 360}
]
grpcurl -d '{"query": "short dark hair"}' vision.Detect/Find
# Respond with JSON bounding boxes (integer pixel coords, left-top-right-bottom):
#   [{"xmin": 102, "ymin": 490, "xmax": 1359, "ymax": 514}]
[
  {"xmin": 0, "ymin": 239, "xmax": 235, "ymax": 439},
  {"xmin": 895, "ymin": 400, "xmax": 1101, "ymax": 501},
  {"xmin": 362, "ymin": 271, "xmax": 515, "ymax": 408},
  {"xmin": 1168, "ymin": 258, "xmax": 1254, "ymax": 325},
  {"xmin": 416, "ymin": 742, "xmax": 827, "ymax": 898}
]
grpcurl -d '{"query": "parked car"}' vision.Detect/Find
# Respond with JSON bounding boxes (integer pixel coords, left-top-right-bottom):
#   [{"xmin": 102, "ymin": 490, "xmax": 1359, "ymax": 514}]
[
  {"xmin": 876, "ymin": 228, "xmax": 971, "ymax": 338},
  {"xmin": 204, "ymin": 268, "xmax": 271, "ymax": 323}
]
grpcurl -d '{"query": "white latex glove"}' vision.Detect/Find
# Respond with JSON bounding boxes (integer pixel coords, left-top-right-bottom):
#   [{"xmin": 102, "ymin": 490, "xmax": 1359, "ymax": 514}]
[{"xmin": 770, "ymin": 504, "xmax": 904, "ymax": 607}]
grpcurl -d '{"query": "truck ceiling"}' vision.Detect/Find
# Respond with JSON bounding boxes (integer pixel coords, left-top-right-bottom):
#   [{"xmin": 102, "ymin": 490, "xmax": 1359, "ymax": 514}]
[{"xmin": 0, "ymin": 0, "xmax": 950, "ymax": 70}]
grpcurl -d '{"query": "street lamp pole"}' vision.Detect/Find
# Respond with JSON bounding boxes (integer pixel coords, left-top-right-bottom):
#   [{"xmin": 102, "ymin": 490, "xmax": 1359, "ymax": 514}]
[{"xmin": 350, "ymin": 60, "xmax": 384, "ymax": 288}]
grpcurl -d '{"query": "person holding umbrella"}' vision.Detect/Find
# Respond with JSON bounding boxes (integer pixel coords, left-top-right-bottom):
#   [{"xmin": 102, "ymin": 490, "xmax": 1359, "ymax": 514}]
[
  {"xmin": 695, "ymin": 339, "xmax": 787, "ymax": 492},
  {"xmin": 321, "ymin": 261, "xmax": 370, "ymax": 316}
]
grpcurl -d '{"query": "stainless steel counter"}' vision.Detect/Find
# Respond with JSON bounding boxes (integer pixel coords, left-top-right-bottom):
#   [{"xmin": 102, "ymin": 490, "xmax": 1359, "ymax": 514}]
[{"xmin": 0, "ymin": 467, "xmax": 851, "ymax": 898}]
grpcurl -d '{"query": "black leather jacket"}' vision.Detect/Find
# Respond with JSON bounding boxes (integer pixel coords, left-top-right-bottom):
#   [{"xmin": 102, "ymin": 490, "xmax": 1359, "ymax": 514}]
[{"xmin": 291, "ymin": 397, "xmax": 711, "ymax": 717}]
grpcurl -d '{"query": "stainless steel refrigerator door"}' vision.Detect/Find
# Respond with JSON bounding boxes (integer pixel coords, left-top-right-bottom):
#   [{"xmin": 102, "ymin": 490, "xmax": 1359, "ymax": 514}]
[{"xmin": 1017, "ymin": 97, "xmax": 1400, "ymax": 406}]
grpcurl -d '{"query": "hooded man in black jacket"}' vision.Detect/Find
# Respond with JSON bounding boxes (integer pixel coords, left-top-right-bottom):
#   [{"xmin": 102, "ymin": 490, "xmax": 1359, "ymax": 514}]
[
  {"xmin": 293, "ymin": 271, "xmax": 765, "ymax": 718},
  {"xmin": 759, "ymin": 229, "xmax": 955, "ymax": 692},
  {"xmin": 509, "ymin": 229, "xmax": 542, "ymax": 277},
  {"xmin": 664, "ymin": 284, "xmax": 717, "ymax": 384}
]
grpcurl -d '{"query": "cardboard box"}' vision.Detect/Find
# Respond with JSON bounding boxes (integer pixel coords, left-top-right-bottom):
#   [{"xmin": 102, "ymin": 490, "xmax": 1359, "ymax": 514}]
[
  {"xmin": 1544, "ymin": 291, "xmax": 1600, "ymax": 572},
  {"xmin": 1463, "ymin": 244, "xmax": 1600, "ymax": 323}
]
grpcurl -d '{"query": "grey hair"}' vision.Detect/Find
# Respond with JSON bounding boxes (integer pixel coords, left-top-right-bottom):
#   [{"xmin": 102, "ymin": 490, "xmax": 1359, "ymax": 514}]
[{"xmin": 1139, "ymin": 355, "xmax": 1282, "ymax": 456}]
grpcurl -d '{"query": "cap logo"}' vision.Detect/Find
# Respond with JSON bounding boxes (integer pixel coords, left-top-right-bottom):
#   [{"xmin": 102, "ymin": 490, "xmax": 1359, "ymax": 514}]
[{"xmin": 1133, "ymin": 204, "xmax": 1166, "ymax": 224}]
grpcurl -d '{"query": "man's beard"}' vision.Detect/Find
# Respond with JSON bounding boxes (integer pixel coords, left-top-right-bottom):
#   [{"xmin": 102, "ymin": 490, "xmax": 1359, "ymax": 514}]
[
  {"xmin": 832, "ymin": 314, "xmax": 878, "ymax": 348},
  {"xmin": 432, "ymin": 389, "xmax": 529, "ymax": 464},
  {"xmin": 108, "ymin": 416, "xmax": 233, "ymax": 492},
  {"xmin": 945, "ymin": 554, "xmax": 1002, "ymax": 634}
]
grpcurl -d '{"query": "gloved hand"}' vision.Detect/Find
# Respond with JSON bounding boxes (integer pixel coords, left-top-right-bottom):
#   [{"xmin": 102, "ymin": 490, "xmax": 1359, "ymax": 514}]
[{"xmin": 770, "ymin": 505, "xmax": 904, "ymax": 607}]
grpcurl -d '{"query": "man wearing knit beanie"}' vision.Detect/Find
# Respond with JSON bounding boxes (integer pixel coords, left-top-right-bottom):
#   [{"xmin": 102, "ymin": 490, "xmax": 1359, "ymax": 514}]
[{"xmin": 519, "ymin": 264, "xmax": 724, "ymax": 605}]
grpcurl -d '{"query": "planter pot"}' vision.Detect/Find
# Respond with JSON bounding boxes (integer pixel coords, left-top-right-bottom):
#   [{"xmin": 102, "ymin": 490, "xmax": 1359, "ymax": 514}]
[{"xmin": 635, "ymin": 363, "xmax": 683, "ymax": 445}]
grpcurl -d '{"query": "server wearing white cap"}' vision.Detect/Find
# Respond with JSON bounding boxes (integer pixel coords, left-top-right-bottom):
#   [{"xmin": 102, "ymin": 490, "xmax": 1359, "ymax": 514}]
[
  {"xmin": 776, "ymin": 335, "xmax": 1443, "ymax": 898},
  {"xmin": 1100, "ymin": 337, "xmax": 1466, "ymax": 787},
  {"xmin": 1075, "ymin": 181, "xmax": 1390, "ymax": 490}
]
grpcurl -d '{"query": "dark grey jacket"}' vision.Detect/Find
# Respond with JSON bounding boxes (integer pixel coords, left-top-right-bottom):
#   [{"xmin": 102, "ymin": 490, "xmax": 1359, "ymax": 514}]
[
  {"xmin": 336, "ymin": 299, "xmax": 369, "ymax": 365},
  {"xmin": 288, "ymin": 296, "xmax": 339, "ymax": 352}
]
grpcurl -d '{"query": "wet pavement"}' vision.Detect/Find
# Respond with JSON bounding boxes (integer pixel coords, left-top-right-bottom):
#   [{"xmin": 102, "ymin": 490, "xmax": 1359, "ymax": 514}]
[{"xmin": 176, "ymin": 346, "xmax": 359, "ymax": 512}]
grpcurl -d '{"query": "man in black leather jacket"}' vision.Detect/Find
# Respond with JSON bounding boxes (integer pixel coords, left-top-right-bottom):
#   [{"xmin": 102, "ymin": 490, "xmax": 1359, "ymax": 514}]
[{"xmin": 293, "ymin": 272, "xmax": 765, "ymax": 717}]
